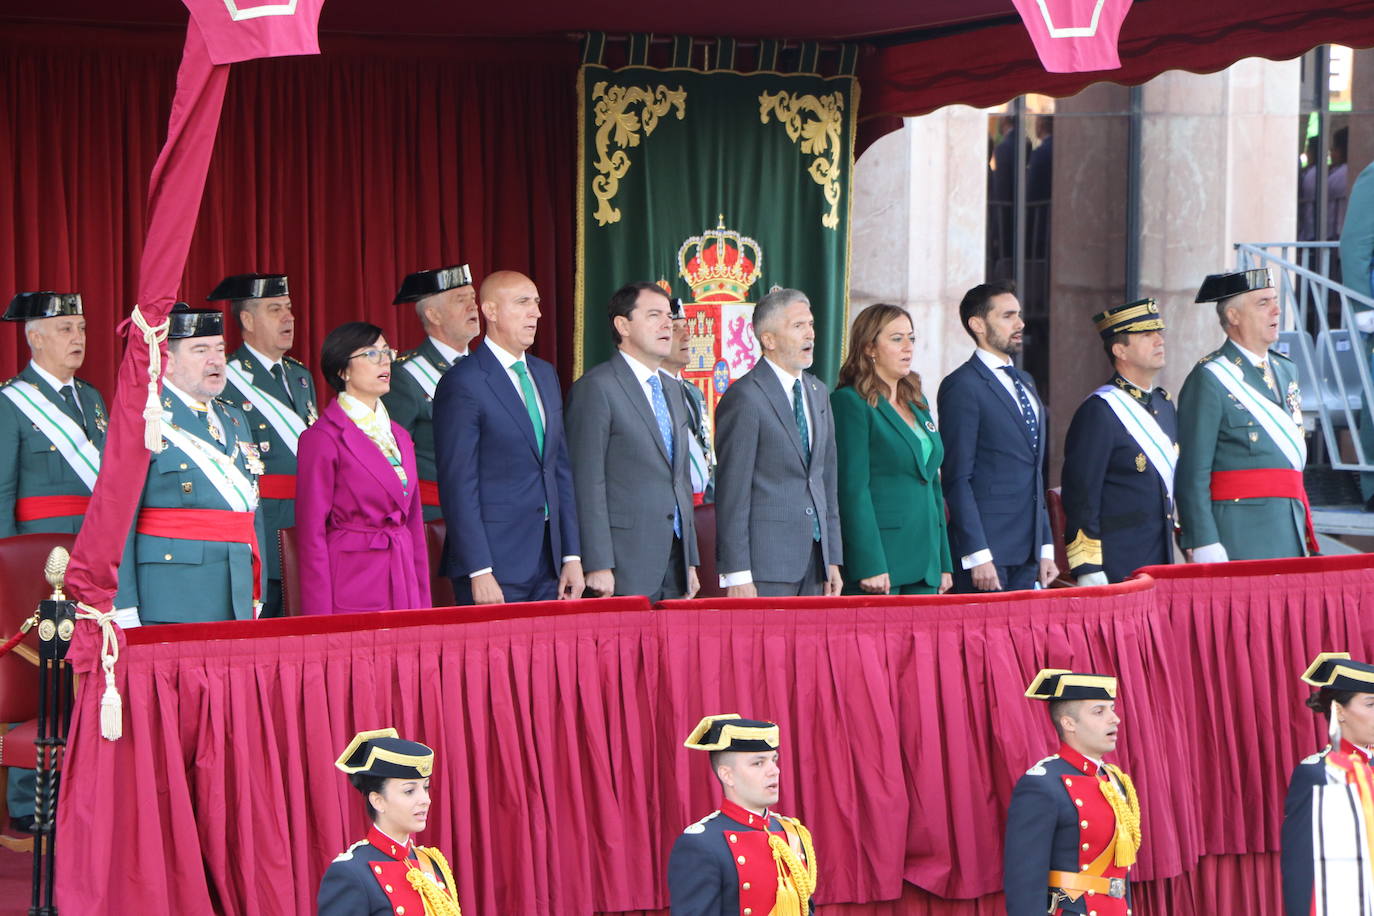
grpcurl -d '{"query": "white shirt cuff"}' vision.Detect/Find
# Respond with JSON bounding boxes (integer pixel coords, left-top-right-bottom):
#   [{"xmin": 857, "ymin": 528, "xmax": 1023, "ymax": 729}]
[
  {"xmin": 1075, "ymin": 572, "xmax": 1110, "ymax": 588},
  {"xmin": 1191, "ymin": 543, "xmax": 1230, "ymax": 564},
  {"xmin": 1040, "ymin": 544, "xmax": 1056, "ymax": 561},
  {"xmin": 720, "ymin": 570, "xmax": 754, "ymax": 587},
  {"xmin": 960, "ymin": 549, "xmax": 993, "ymax": 570},
  {"xmin": 470, "ymin": 567, "xmax": 494, "ymax": 579},
  {"xmin": 561, "ymin": 556, "xmax": 580, "ymax": 565},
  {"xmin": 114, "ymin": 607, "xmax": 142, "ymax": 629}
]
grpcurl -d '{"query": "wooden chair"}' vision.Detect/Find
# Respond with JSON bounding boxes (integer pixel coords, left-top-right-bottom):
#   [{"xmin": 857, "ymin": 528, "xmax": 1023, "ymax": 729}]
[
  {"xmin": 278, "ymin": 522, "xmax": 455, "ymax": 613},
  {"xmin": 0, "ymin": 532, "xmax": 77, "ymax": 852},
  {"xmin": 692, "ymin": 503, "xmax": 722, "ymax": 599},
  {"xmin": 1045, "ymin": 487, "xmax": 1076, "ymax": 587}
]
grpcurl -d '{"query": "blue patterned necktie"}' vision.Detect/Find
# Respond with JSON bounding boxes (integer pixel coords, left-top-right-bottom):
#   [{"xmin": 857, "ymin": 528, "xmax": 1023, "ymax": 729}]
[
  {"xmin": 648, "ymin": 375, "xmax": 681, "ymax": 538},
  {"xmin": 999, "ymin": 365, "xmax": 1039, "ymax": 444},
  {"xmin": 792, "ymin": 379, "xmax": 820, "ymax": 541}
]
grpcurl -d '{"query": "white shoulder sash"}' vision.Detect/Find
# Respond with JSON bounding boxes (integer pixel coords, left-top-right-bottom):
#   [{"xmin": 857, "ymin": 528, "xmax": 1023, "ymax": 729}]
[
  {"xmin": 159, "ymin": 416, "xmax": 259, "ymax": 513},
  {"xmin": 224, "ymin": 361, "xmax": 306, "ymax": 455},
  {"xmin": 401, "ymin": 354, "xmax": 442, "ymax": 400},
  {"xmin": 1202, "ymin": 357, "xmax": 1307, "ymax": 471},
  {"xmin": 1091, "ymin": 386, "xmax": 1176, "ymax": 500},
  {"xmin": 2, "ymin": 382, "xmax": 100, "ymax": 490}
]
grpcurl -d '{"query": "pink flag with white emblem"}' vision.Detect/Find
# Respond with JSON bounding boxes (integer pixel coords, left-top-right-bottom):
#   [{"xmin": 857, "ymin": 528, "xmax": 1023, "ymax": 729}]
[{"xmin": 1011, "ymin": 0, "xmax": 1135, "ymax": 73}]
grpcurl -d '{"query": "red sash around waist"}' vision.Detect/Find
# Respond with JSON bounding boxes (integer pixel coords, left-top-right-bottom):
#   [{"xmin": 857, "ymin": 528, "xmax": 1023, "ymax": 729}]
[
  {"xmin": 257, "ymin": 474, "xmax": 296, "ymax": 501},
  {"xmin": 419, "ymin": 479, "xmax": 441, "ymax": 508},
  {"xmin": 136, "ymin": 507, "xmax": 262, "ymax": 603},
  {"xmin": 1210, "ymin": 468, "xmax": 1319, "ymax": 555},
  {"xmin": 16, "ymin": 494, "xmax": 90, "ymax": 522}
]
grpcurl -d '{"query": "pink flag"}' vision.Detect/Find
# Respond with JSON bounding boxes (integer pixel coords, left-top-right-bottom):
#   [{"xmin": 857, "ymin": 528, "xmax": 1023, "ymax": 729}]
[{"xmin": 1011, "ymin": 0, "xmax": 1134, "ymax": 73}]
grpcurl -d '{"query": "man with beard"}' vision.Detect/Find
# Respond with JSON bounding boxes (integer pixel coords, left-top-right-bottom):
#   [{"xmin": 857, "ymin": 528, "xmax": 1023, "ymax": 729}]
[
  {"xmin": 1061, "ymin": 300, "xmax": 1178, "ymax": 584},
  {"xmin": 385, "ymin": 264, "xmax": 478, "ymax": 521},
  {"xmin": 116, "ymin": 305, "xmax": 266, "ymax": 624},
  {"xmin": 214, "ymin": 273, "xmax": 315, "ymax": 617},
  {"xmin": 937, "ymin": 280, "xmax": 1056, "ymax": 592},
  {"xmin": 1176, "ymin": 269, "xmax": 1314, "ymax": 561}
]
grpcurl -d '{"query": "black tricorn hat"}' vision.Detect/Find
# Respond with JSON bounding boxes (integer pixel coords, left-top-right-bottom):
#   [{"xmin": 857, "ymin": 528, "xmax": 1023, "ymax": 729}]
[
  {"xmin": 669, "ymin": 297, "xmax": 686, "ymax": 320},
  {"xmin": 394, "ymin": 264, "xmax": 473, "ymax": 304},
  {"xmin": 1302, "ymin": 652, "xmax": 1374, "ymax": 694},
  {"xmin": 683, "ymin": 714, "xmax": 780, "ymax": 752},
  {"xmin": 4, "ymin": 292, "xmax": 83, "ymax": 322},
  {"xmin": 207, "ymin": 273, "xmax": 289, "ymax": 302},
  {"xmin": 1092, "ymin": 298, "xmax": 1165, "ymax": 340},
  {"xmin": 1194, "ymin": 268, "xmax": 1272, "ymax": 303},
  {"xmin": 335, "ymin": 728, "xmax": 434, "ymax": 779},
  {"xmin": 1024, "ymin": 669, "xmax": 1118, "ymax": 701},
  {"xmin": 168, "ymin": 302, "xmax": 224, "ymax": 339}
]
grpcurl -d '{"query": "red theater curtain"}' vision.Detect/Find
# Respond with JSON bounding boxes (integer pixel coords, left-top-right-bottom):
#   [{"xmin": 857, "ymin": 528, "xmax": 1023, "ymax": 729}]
[{"xmin": 0, "ymin": 24, "xmax": 578, "ymax": 391}]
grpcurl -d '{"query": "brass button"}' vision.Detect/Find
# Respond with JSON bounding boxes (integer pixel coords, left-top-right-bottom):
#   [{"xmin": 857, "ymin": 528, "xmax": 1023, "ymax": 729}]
[
  {"xmin": 164, "ymin": 553, "xmax": 173, "ymax": 561},
  {"xmin": 1081, "ymin": 864, "xmax": 1090, "ymax": 872},
  {"xmin": 1082, "ymin": 843, "xmax": 1089, "ymax": 850},
  {"xmin": 1080, "ymin": 820, "xmax": 1088, "ymax": 828},
  {"xmin": 385, "ymin": 884, "xmax": 393, "ymax": 893},
  {"xmin": 397, "ymin": 908, "xmax": 405, "ymax": 916},
  {"xmin": 1065, "ymin": 778, "xmax": 1073, "ymax": 787},
  {"xmin": 374, "ymin": 866, "xmax": 383, "ymax": 874},
  {"xmin": 745, "ymin": 910, "xmax": 752, "ymax": 915},
  {"xmin": 180, "ymin": 463, "xmax": 188, "ymax": 470},
  {"xmin": 1075, "ymin": 798, "xmax": 1084, "ymax": 807},
  {"xmin": 729, "ymin": 833, "xmax": 738, "ymax": 843},
  {"xmin": 49, "ymin": 445, "xmax": 56, "ymax": 451},
  {"xmin": 1088, "ymin": 889, "xmax": 1095, "ymax": 896},
  {"xmin": 743, "ymin": 882, "xmax": 751, "ymax": 891},
  {"xmin": 737, "ymin": 855, "xmax": 746, "ymax": 865}
]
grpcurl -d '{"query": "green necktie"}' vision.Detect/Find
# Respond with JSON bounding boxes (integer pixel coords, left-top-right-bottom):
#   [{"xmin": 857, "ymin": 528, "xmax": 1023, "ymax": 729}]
[{"xmin": 511, "ymin": 361, "xmax": 545, "ymax": 455}]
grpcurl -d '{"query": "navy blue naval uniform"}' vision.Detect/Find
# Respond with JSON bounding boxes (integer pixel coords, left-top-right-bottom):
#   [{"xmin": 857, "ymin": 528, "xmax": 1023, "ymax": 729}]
[
  {"xmin": 668, "ymin": 798, "xmax": 815, "ymax": 916},
  {"xmin": 1061, "ymin": 374, "xmax": 1178, "ymax": 582},
  {"xmin": 318, "ymin": 824, "xmax": 454, "ymax": 916}
]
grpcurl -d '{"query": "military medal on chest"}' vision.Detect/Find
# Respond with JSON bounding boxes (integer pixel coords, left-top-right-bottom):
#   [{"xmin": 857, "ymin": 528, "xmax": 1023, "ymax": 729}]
[{"xmin": 1287, "ymin": 381, "xmax": 1302, "ymax": 425}]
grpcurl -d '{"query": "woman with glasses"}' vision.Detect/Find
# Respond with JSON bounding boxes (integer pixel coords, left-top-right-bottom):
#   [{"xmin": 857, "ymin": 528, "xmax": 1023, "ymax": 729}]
[{"xmin": 295, "ymin": 322, "xmax": 430, "ymax": 613}]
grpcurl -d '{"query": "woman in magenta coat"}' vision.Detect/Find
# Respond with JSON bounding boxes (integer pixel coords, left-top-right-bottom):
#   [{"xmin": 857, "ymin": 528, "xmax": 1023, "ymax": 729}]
[{"xmin": 295, "ymin": 322, "xmax": 430, "ymax": 614}]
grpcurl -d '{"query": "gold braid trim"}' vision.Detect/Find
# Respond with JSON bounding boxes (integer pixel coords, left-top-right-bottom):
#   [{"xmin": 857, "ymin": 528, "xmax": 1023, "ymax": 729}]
[
  {"xmin": 768, "ymin": 817, "xmax": 818, "ymax": 914},
  {"xmin": 1099, "ymin": 764, "xmax": 1142, "ymax": 867},
  {"xmin": 408, "ymin": 847, "xmax": 463, "ymax": 916}
]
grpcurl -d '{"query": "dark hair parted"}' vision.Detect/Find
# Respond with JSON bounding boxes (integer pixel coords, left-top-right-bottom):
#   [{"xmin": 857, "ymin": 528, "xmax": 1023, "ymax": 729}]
[
  {"xmin": 1307, "ymin": 688, "xmax": 1360, "ymax": 717},
  {"xmin": 837, "ymin": 303, "xmax": 926, "ymax": 411},
  {"xmin": 320, "ymin": 321, "xmax": 385, "ymax": 393},
  {"xmin": 607, "ymin": 282, "xmax": 669, "ymax": 346},
  {"xmin": 349, "ymin": 772, "xmax": 389, "ymax": 823},
  {"xmin": 958, "ymin": 280, "xmax": 1017, "ymax": 340}
]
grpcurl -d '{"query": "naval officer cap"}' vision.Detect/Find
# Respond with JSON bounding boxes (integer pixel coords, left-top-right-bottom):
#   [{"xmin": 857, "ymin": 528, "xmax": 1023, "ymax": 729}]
[
  {"xmin": 668, "ymin": 297, "xmax": 687, "ymax": 320},
  {"xmin": 684, "ymin": 714, "xmax": 780, "ymax": 752},
  {"xmin": 335, "ymin": 728, "xmax": 434, "ymax": 779},
  {"xmin": 393, "ymin": 264, "xmax": 472, "ymax": 304},
  {"xmin": 207, "ymin": 273, "xmax": 289, "ymax": 302},
  {"xmin": 1025, "ymin": 668, "xmax": 1118, "ymax": 701},
  {"xmin": 1092, "ymin": 298, "xmax": 1165, "ymax": 340},
  {"xmin": 1301, "ymin": 652, "xmax": 1374, "ymax": 694},
  {"xmin": 4, "ymin": 292, "xmax": 83, "ymax": 322},
  {"xmin": 1194, "ymin": 268, "xmax": 1272, "ymax": 303},
  {"xmin": 167, "ymin": 302, "xmax": 224, "ymax": 339}
]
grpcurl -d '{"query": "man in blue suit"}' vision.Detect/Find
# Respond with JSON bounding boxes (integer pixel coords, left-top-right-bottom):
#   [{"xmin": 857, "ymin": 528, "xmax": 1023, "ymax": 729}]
[
  {"xmin": 432, "ymin": 270, "xmax": 583, "ymax": 604},
  {"xmin": 937, "ymin": 280, "xmax": 1057, "ymax": 592}
]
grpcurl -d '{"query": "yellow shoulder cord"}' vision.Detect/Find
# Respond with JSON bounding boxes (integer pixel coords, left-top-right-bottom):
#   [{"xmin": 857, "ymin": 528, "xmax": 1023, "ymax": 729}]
[
  {"xmin": 767, "ymin": 817, "xmax": 818, "ymax": 915},
  {"xmin": 408, "ymin": 847, "xmax": 463, "ymax": 916},
  {"xmin": 1099, "ymin": 764, "xmax": 1142, "ymax": 867}
]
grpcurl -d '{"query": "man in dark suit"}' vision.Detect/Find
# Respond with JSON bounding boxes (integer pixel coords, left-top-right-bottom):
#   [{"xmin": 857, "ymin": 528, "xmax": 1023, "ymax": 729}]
[
  {"xmin": 566, "ymin": 282, "xmax": 699, "ymax": 601},
  {"xmin": 714, "ymin": 288, "xmax": 842, "ymax": 598},
  {"xmin": 432, "ymin": 270, "xmax": 583, "ymax": 604},
  {"xmin": 937, "ymin": 280, "xmax": 1057, "ymax": 592}
]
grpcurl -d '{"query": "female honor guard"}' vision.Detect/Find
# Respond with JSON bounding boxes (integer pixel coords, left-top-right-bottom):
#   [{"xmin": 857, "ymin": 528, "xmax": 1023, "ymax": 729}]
[
  {"xmin": 668, "ymin": 714, "xmax": 817, "ymax": 916},
  {"xmin": 319, "ymin": 729, "xmax": 463, "ymax": 916},
  {"xmin": 1281, "ymin": 652, "xmax": 1374, "ymax": 916},
  {"xmin": 1004, "ymin": 670, "xmax": 1142, "ymax": 916}
]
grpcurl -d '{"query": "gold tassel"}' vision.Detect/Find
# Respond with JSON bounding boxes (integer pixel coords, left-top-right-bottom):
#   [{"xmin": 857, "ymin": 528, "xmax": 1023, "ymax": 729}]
[
  {"xmin": 1099, "ymin": 764, "xmax": 1142, "ymax": 867},
  {"xmin": 768, "ymin": 821, "xmax": 818, "ymax": 915},
  {"xmin": 407, "ymin": 847, "xmax": 463, "ymax": 916}
]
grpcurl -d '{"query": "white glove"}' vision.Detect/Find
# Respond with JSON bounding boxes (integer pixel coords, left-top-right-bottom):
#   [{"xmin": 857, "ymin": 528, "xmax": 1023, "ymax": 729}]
[
  {"xmin": 1075, "ymin": 571, "xmax": 1110, "ymax": 587},
  {"xmin": 113, "ymin": 607, "xmax": 142, "ymax": 629},
  {"xmin": 1190, "ymin": 543, "xmax": 1230, "ymax": 564}
]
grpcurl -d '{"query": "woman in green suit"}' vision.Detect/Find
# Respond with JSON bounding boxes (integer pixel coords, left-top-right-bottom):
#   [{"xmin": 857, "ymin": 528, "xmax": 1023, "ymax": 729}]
[{"xmin": 832, "ymin": 303, "xmax": 952, "ymax": 595}]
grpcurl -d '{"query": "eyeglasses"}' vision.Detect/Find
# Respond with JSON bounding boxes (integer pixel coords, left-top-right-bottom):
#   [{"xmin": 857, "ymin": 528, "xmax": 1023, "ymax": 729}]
[{"xmin": 348, "ymin": 347, "xmax": 396, "ymax": 365}]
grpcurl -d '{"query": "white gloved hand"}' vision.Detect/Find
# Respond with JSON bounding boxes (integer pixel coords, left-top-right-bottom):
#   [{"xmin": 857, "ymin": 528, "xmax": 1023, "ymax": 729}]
[
  {"xmin": 113, "ymin": 607, "xmax": 142, "ymax": 629},
  {"xmin": 1190, "ymin": 543, "xmax": 1230, "ymax": 564},
  {"xmin": 1075, "ymin": 571, "xmax": 1110, "ymax": 587}
]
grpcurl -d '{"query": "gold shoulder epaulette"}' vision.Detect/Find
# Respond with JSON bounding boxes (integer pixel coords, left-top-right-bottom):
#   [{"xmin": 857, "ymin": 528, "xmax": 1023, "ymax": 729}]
[{"xmin": 284, "ymin": 355, "xmax": 306, "ymax": 368}]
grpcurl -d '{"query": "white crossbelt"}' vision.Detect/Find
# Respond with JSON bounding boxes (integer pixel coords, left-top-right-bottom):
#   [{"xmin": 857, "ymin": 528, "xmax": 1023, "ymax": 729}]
[
  {"xmin": 1312, "ymin": 772, "xmax": 1374, "ymax": 915},
  {"xmin": 224, "ymin": 362, "xmax": 306, "ymax": 455},
  {"xmin": 402, "ymin": 355, "xmax": 442, "ymax": 400},
  {"xmin": 159, "ymin": 414, "xmax": 259, "ymax": 512},
  {"xmin": 1, "ymin": 382, "xmax": 100, "ymax": 490},
  {"xmin": 1092, "ymin": 385, "xmax": 1176, "ymax": 501},
  {"xmin": 1202, "ymin": 357, "xmax": 1306, "ymax": 471}
]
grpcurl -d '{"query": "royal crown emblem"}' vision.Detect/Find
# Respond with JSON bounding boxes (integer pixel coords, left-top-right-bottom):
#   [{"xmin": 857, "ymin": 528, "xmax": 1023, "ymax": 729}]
[{"xmin": 678, "ymin": 216, "xmax": 763, "ymax": 303}]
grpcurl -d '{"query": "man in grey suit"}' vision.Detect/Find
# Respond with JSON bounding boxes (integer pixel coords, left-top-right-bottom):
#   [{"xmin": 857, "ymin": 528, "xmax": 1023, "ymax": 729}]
[
  {"xmin": 566, "ymin": 282, "xmax": 700, "ymax": 601},
  {"xmin": 714, "ymin": 288, "xmax": 843, "ymax": 598}
]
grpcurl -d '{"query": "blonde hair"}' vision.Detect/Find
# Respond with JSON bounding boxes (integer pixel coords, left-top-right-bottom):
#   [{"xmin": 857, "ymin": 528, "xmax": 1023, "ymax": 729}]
[{"xmin": 837, "ymin": 303, "xmax": 926, "ymax": 410}]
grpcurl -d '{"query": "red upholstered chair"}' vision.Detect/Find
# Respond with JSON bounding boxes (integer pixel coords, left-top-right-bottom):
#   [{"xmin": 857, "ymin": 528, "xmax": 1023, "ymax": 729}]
[
  {"xmin": 1045, "ymin": 487, "xmax": 1075, "ymax": 588},
  {"xmin": 424, "ymin": 520, "xmax": 455, "ymax": 608},
  {"xmin": 692, "ymin": 503, "xmax": 722, "ymax": 600},
  {"xmin": 277, "ymin": 527, "xmax": 302, "ymax": 617},
  {"xmin": 278, "ymin": 523, "xmax": 454, "ymax": 613},
  {"xmin": 0, "ymin": 531, "xmax": 76, "ymax": 852}
]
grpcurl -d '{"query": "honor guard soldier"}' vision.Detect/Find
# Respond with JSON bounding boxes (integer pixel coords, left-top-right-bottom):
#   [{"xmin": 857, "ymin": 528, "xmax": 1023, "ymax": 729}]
[
  {"xmin": 669, "ymin": 714, "xmax": 818, "ymax": 915},
  {"xmin": 213, "ymin": 273, "xmax": 316, "ymax": 617},
  {"xmin": 661, "ymin": 297, "xmax": 716, "ymax": 503},
  {"xmin": 0, "ymin": 292, "xmax": 107, "ymax": 536},
  {"xmin": 115, "ymin": 304, "xmax": 267, "ymax": 625},
  {"xmin": 1005, "ymin": 670, "xmax": 1142, "ymax": 916},
  {"xmin": 319, "ymin": 728, "xmax": 464, "ymax": 916},
  {"xmin": 1061, "ymin": 300, "xmax": 1178, "ymax": 584},
  {"xmin": 384, "ymin": 264, "xmax": 478, "ymax": 521},
  {"xmin": 1176, "ymin": 268, "xmax": 1316, "ymax": 562},
  {"xmin": 1282, "ymin": 652, "xmax": 1374, "ymax": 916}
]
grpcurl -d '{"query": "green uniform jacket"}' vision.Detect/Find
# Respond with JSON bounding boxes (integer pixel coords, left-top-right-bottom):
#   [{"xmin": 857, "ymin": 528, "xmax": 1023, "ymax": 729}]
[
  {"xmin": 383, "ymin": 337, "xmax": 458, "ymax": 521},
  {"xmin": 1175, "ymin": 338, "xmax": 1309, "ymax": 559},
  {"xmin": 831, "ymin": 386, "xmax": 951, "ymax": 590},
  {"xmin": 219, "ymin": 347, "xmax": 317, "ymax": 582},
  {"xmin": 0, "ymin": 365, "xmax": 107, "ymax": 536},
  {"xmin": 115, "ymin": 392, "xmax": 266, "ymax": 624}
]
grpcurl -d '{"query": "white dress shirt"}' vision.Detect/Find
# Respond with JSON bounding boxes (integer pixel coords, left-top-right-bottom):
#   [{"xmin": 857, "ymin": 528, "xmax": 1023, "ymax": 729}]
[
  {"xmin": 28, "ymin": 361, "xmax": 84, "ymax": 424},
  {"xmin": 429, "ymin": 336, "xmax": 467, "ymax": 365},
  {"xmin": 243, "ymin": 341, "xmax": 285, "ymax": 378},
  {"xmin": 960, "ymin": 347, "xmax": 1053, "ymax": 572},
  {"xmin": 620, "ymin": 350, "xmax": 671, "ymax": 424},
  {"xmin": 164, "ymin": 379, "xmax": 224, "ymax": 443}
]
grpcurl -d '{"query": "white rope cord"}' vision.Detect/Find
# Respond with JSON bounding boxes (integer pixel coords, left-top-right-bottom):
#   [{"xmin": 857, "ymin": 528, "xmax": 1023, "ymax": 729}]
[
  {"xmin": 131, "ymin": 305, "xmax": 171, "ymax": 452},
  {"xmin": 73, "ymin": 603, "xmax": 122, "ymax": 740}
]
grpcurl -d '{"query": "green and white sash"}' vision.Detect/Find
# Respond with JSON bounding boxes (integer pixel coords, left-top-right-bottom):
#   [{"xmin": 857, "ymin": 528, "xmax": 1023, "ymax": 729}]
[
  {"xmin": 401, "ymin": 354, "xmax": 443, "ymax": 400},
  {"xmin": 1, "ymin": 382, "xmax": 100, "ymax": 490},
  {"xmin": 225, "ymin": 361, "xmax": 306, "ymax": 454},
  {"xmin": 1092, "ymin": 385, "xmax": 1176, "ymax": 501},
  {"xmin": 160, "ymin": 415, "xmax": 258, "ymax": 513},
  {"xmin": 1203, "ymin": 357, "xmax": 1307, "ymax": 471}
]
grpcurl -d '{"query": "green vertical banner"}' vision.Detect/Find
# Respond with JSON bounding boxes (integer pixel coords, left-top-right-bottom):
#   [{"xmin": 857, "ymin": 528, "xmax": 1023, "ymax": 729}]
[{"xmin": 576, "ymin": 49, "xmax": 857, "ymax": 414}]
